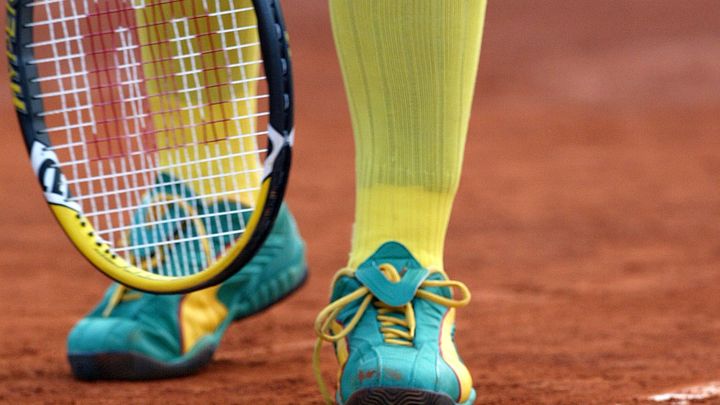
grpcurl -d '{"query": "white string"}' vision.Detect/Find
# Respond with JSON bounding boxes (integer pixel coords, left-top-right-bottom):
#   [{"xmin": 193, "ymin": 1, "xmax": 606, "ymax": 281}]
[
  {"xmin": 171, "ymin": 16, "xmax": 204, "ymax": 273},
  {"xmin": 38, "ymin": 96, "xmax": 267, "ymax": 117},
  {"xmin": 81, "ymin": 185, "xmax": 261, "ymax": 218},
  {"xmin": 218, "ymin": 0, "xmax": 251, "ymax": 241},
  {"xmin": 32, "ymin": 60, "xmax": 261, "ymax": 84},
  {"xmin": 136, "ymin": 3, "xmax": 178, "ymax": 275},
  {"xmin": 114, "ymin": 25, "xmax": 156, "ymax": 267},
  {"xmin": 61, "ymin": 150, "xmax": 266, "ymax": 179},
  {"xmin": 30, "ymin": 41, "xmax": 259, "ymax": 64},
  {"xmin": 30, "ymin": 0, "xmax": 269, "ymax": 277},
  {"xmin": 114, "ymin": 227, "xmax": 247, "ymax": 252},
  {"xmin": 97, "ymin": 206, "xmax": 253, "ymax": 235}
]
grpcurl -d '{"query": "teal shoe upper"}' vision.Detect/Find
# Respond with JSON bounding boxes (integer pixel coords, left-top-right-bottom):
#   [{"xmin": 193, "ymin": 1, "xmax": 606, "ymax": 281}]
[
  {"xmin": 67, "ymin": 203, "xmax": 307, "ymax": 363},
  {"xmin": 314, "ymin": 242, "xmax": 475, "ymax": 405}
]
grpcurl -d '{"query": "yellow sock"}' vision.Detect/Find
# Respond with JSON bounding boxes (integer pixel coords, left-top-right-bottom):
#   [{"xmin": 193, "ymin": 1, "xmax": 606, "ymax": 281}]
[
  {"xmin": 330, "ymin": 0, "xmax": 487, "ymax": 269},
  {"xmin": 137, "ymin": 0, "xmax": 261, "ymax": 205}
]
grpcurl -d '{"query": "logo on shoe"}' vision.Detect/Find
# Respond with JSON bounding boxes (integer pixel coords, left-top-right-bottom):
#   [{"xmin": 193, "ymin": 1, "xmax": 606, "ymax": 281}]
[
  {"xmin": 356, "ymin": 368, "xmax": 403, "ymax": 384},
  {"xmin": 357, "ymin": 370, "xmax": 376, "ymax": 383},
  {"xmin": 384, "ymin": 369, "xmax": 403, "ymax": 382}
]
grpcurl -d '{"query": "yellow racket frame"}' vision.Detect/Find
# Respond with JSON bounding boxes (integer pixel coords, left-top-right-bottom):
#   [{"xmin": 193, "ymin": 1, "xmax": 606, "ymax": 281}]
[{"xmin": 50, "ymin": 179, "xmax": 269, "ymax": 293}]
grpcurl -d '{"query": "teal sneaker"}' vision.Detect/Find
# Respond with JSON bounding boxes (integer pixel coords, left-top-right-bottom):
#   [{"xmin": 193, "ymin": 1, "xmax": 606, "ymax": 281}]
[
  {"xmin": 67, "ymin": 203, "xmax": 307, "ymax": 380},
  {"xmin": 313, "ymin": 242, "xmax": 475, "ymax": 405}
]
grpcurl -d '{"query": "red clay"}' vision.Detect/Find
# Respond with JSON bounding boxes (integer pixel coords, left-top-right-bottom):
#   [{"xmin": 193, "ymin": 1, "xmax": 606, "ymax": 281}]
[{"xmin": 2, "ymin": 1, "xmax": 720, "ymax": 403}]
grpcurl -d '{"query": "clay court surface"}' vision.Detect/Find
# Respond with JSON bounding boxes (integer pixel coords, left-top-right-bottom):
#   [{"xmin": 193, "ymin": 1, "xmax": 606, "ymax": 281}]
[{"xmin": 1, "ymin": 1, "xmax": 720, "ymax": 403}]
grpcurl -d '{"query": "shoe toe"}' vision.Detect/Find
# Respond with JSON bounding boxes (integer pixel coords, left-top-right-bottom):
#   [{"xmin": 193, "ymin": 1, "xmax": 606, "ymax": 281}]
[
  {"xmin": 340, "ymin": 344, "xmax": 463, "ymax": 403},
  {"xmin": 67, "ymin": 317, "xmax": 179, "ymax": 361}
]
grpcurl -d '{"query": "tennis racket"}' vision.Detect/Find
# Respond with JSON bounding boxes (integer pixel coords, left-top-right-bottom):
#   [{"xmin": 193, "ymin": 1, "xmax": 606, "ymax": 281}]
[{"xmin": 7, "ymin": 0, "xmax": 294, "ymax": 293}]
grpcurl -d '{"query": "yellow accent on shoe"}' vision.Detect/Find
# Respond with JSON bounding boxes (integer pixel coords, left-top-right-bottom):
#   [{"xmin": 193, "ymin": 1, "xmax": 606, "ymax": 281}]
[
  {"xmin": 67, "ymin": 205, "xmax": 307, "ymax": 381},
  {"xmin": 440, "ymin": 308, "xmax": 473, "ymax": 403},
  {"xmin": 101, "ymin": 285, "xmax": 141, "ymax": 317},
  {"xmin": 98, "ymin": 282, "xmax": 229, "ymax": 355},
  {"xmin": 179, "ymin": 285, "xmax": 228, "ymax": 354}
]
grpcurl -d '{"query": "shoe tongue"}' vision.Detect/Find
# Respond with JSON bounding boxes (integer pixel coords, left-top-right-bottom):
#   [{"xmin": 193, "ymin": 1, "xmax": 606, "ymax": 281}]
[{"xmin": 355, "ymin": 242, "xmax": 430, "ymax": 307}]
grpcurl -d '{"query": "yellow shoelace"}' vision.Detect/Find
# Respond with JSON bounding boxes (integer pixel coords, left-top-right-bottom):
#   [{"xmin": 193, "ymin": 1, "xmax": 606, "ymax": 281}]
[
  {"xmin": 123, "ymin": 193, "xmax": 213, "ymax": 272},
  {"xmin": 102, "ymin": 285, "xmax": 143, "ymax": 317},
  {"xmin": 312, "ymin": 264, "xmax": 471, "ymax": 404}
]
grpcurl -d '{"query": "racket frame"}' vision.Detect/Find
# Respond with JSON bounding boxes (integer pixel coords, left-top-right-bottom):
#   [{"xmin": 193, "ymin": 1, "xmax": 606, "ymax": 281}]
[{"xmin": 7, "ymin": 0, "xmax": 294, "ymax": 293}]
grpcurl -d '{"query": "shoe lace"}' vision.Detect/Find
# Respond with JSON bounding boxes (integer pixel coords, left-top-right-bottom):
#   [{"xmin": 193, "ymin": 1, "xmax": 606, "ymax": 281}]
[
  {"xmin": 312, "ymin": 264, "xmax": 471, "ymax": 404},
  {"xmin": 101, "ymin": 285, "xmax": 143, "ymax": 317},
  {"xmin": 125, "ymin": 194, "xmax": 213, "ymax": 271}
]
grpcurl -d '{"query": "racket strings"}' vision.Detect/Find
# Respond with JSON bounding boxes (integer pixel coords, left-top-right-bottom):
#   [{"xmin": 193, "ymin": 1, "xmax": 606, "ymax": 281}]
[{"xmin": 28, "ymin": 0, "xmax": 268, "ymax": 276}]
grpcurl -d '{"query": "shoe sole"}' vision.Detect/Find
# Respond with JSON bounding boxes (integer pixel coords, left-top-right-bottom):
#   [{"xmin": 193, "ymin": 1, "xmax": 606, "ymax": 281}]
[
  {"xmin": 69, "ymin": 268, "xmax": 308, "ymax": 381},
  {"xmin": 68, "ymin": 346, "xmax": 216, "ymax": 381},
  {"xmin": 346, "ymin": 388, "xmax": 456, "ymax": 405}
]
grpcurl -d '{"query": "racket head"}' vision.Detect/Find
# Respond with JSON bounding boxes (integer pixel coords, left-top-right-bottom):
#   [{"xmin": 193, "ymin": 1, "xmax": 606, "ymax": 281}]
[{"xmin": 7, "ymin": 0, "xmax": 293, "ymax": 293}]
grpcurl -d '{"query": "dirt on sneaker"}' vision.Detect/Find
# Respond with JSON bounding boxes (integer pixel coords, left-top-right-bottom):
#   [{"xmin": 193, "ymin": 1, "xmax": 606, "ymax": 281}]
[{"xmin": 1, "ymin": 1, "xmax": 719, "ymax": 404}]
